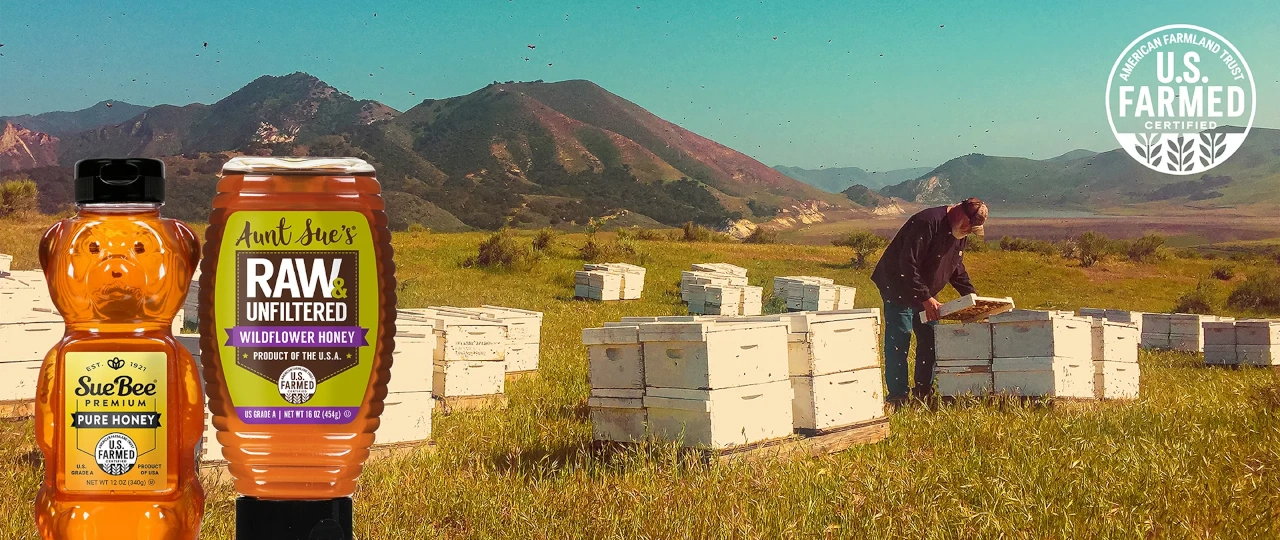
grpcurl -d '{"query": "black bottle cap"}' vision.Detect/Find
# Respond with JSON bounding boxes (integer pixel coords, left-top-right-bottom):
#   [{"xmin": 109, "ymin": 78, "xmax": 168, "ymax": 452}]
[
  {"xmin": 74, "ymin": 158, "xmax": 165, "ymax": 204},
  {"xmin": 236, "ymin": 496, "xmax": 353, "ymax": 540}
]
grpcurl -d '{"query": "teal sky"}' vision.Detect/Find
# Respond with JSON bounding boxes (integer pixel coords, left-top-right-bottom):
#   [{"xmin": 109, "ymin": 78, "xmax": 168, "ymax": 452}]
[{"xmin": 1, "ymin": 0, "xmax": 1276, "ymax": 171}]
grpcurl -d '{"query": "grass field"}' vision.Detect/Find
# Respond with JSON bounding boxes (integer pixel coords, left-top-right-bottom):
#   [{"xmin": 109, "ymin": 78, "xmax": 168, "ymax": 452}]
[{"xmin": 1, "ymin": 217, "xmax": 1278, "ymax": 539}]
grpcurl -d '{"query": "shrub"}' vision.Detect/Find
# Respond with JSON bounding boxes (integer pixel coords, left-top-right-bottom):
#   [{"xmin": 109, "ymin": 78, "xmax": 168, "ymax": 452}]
[
  {"xmin": 0, "ymin": 177, "xmax": 38, "ymax": 217},
  {"xmin": 833, "ymin": 231, "xmax": 889, "ymax": 269},
  {"xmin": 964, "ymin": 235, "xmax": 989, "ymax": 252},
  {"xmin": 634, "ymin": 228, "xmax": 668, "ymax": 241},
  {"xmin": 1000, "ymin": 236, "xmax": 1057, "ymax": 256},
  {"xmin": 1173, "ymin": 280, "xmax": 1217, "ymax": 314},
  {"xmin": 1173, "ymin": 247, "xmax": 1201, "ymax": 259},
  {"xmin": 680, "ymin": 221, "xmax": 731, "ymax": 243},
  {"xmin": 1074, "ymin": 231, "xmax": 1112, "ymax": 267},
  {"xmin": 1227, "ymin": 272, "xmax": 1280, "ymax": 313},
  {"xmin": 532, "ymin": 228, "xmax": 557, "ymax": 251},
  {"xmin": 1211, "ymin": 264, "xmax": 1235, "ymax": 281},
  {"xmin": 1127, "ymin": 234, "xmax": 1165, "ymax": 262},
  {"xmin": 464, "ymin": 229, "xmax": 538, "ymax": 270},
  {"xmin": 743, "ymin": 227, "xmax": 778, "ymax": 244},
  {"xmin": 406, "ymin": 223, "xmax": 429, "ymax": 233}
]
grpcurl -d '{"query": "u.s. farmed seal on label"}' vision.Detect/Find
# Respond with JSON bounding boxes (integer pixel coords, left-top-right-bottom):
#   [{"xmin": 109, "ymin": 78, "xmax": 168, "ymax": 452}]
[
  {"xmin": 1106, "ymin": 24, "xmax": 1255, "ymax": 175},
  {"xmin": 95, "ymin": 432, "xmax": 138, "ymax": 476}
]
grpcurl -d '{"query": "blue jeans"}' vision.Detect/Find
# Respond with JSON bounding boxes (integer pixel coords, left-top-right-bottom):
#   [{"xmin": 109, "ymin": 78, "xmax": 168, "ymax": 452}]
[{"xmin": 883, "ymin": 299, "xmax": 937, "ymax": 400}]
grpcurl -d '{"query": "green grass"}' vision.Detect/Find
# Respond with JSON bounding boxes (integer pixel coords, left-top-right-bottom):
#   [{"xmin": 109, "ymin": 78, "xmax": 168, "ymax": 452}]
[{"xmin": 2, "ymin": 219, "xmax": 1279, "ymax": 538}]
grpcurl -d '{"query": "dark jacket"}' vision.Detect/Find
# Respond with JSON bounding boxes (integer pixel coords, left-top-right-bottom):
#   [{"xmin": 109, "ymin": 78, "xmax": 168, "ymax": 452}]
[{"xmin": 871, "ymin": 205, "xmax": 976, "ymax": 308}]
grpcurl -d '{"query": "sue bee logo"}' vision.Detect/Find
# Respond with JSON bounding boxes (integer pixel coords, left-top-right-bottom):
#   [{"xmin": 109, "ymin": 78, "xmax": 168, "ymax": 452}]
[{"xmin": 107, "ymin": 357, "xmax": 125, "ymax": 370}]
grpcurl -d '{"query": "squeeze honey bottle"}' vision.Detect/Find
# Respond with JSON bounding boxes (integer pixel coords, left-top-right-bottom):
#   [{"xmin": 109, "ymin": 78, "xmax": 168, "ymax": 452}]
[
  {"xmin": 199, "ymin": 157, "xmax": 396, "ymax": 539},
  {"xmin": 34, "ymin": 158, "xmax": 205, "ymax": 539}
]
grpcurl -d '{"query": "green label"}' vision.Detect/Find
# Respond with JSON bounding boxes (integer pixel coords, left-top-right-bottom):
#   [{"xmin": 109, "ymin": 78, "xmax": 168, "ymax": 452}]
[{"xmin": 214, "ymin": 211, "xmax": 377, "ymax": 424}]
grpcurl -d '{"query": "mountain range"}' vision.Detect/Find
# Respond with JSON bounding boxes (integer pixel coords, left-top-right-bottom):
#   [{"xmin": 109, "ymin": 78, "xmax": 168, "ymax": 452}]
[
  {"xmin": 4, "ymin": 74, "xmax": 1280, "ymax": 229},
  {"xmin": 774, "ymin": 165, "xmax": 933, "ymax": 193},
  {"xmin": 879, "ymin": 130, "xmax": 1280, "ymax": 209},
  {"xmin": 0, "ymin": 73, "xmax": 846, "ymax": 230}
]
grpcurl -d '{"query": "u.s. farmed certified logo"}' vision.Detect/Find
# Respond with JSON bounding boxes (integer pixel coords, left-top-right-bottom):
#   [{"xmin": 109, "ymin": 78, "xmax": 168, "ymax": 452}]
[{"xmin": 1106, "ymin": 24, "xmax": 1255, "ymax": 175}]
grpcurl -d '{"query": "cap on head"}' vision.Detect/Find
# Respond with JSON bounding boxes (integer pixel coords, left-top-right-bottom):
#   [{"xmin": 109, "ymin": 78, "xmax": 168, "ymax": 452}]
[
  {"xmin": 957, "ymin": 197, "xmax": 987, "ymax": 236},
  {"xmin": 74, "ymin": 158, "xmax": 166, "ymax": 204}
]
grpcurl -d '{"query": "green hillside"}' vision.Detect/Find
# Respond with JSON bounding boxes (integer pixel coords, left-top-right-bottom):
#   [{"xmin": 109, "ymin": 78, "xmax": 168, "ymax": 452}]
[{"xmin": 881, "ymin": 128, "xmax": 1280, "ymax": 209}]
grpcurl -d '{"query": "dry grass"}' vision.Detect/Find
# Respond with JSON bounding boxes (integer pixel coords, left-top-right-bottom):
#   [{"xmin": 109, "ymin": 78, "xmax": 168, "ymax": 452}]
[{"xmin": 1, "ymin": 217, "xmax": 1278, "ymax": 539}]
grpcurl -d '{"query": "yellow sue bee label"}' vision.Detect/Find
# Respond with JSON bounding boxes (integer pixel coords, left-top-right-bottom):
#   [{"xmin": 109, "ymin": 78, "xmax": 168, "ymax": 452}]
[{"xmin": 62, "ymin": 351, "xmax": 168, "ymax": 492}]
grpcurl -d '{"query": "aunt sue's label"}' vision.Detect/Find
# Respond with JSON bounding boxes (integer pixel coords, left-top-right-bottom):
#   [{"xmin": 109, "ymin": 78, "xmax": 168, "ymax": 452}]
[
  {"xmin": 63, "ymin": 352, "xmax": 168, "ymax": 492},
  {"xmin": 214, "ymin": 211, "xmax": 378, "ymax": 424}
]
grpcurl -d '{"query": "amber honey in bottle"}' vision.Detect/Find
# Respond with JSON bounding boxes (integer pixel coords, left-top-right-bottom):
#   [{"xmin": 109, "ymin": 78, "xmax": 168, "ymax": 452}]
[
  {"xmin": 34, "ymin": 158, "xmax": 205, "ymax": 539},
  {"xmin": 199, "ymin": 157, "xmax": 396, "ymax": 540}
]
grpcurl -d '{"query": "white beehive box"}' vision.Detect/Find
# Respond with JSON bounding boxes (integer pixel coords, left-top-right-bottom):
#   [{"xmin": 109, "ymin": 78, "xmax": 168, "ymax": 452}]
[
  {"xmin": 584, "ymin": 325, "xmax": 644, "ymax": 390},
  {"xmin": 935, "ymin": 359, "xmax": 994, "ymax": 396},
  {"xmin": 741, "ymin": 286, "xmax": 764, "ymax": 316},
  {"xmin": 834, "ymin": 285, "xmax": 856, "ymax": 310},
  {"xmin": 200, "ymin": 407, "xmax": 222, "ymax": 462},
  {"xmin": 0, "ymin": 321, "xmax": 62, "ymax": 362},
  {"xmin": 378, "ymin": 391, "xmax": 433, "ymax": 444},
  {"xmin": 790, "ymin": 366, "xmax": 884, "ymax": 431},
  {"xmin": 644, "ymin": 380, "xmax": 793, "ymax": 448},
  {"xmin": 992, "ymin": 314, "xmax": 1091, "ymax": 360},
  {"xmin": 801, "ymin": 283, "xmax": 837, "ymax": 312},
  {"xmin": 588, "ymin": 392, "xmax": 645, "ymax": 442},
  {"xmin": 1202, "ymin": 320, "xmax": 1237, "ymax": 365},
  {"xmin": 575, "ymin": 271, "xmax": 623, "ymax": 301},
  {"xmin": 584, "ymin": 263, "xmax": 645, "ymax": 300},
  {"xmin": 399, "ymin": 310, "xmax": 506, "ymax": 363},
  {"xmin": 780, "ymin": 311, "xmax": 880, "ymax": 376},
  {"xmin": 1078, "ymin": 307, "xmax": 1107, "ymax": 319},
  {"xmin": 640, "ymin": 321, "xmax": 789, "ymax": 390},
  {"xmin": 1236, "ymin": 345, "xmax": 1279, "ymax": 366},
  {"xmin": 992, "ymin": 357, "xmax": 1094, "ymax": 398},
  {"xmin": 442, "ymin": 306, "xmax": 543, "ymax": 373},
  {"xmin": 0, "ymin": 253, "xmax": 11, "ymax": 273},
  {"xmin": 0, "ymin": 359, "xmax": 42, "ymax": 402},
  {"xmin": 692, "ymin": 263, "xmax": 747, "ymax": 277},
  {"xmin": 432, "ymin": 360, "xmax": 505, "ymax": 397},
  {"xmin": 388, "ymin": 326, "xmax": 435, "ymax": 394},
  {"xmin": 1093, "ymin": 361, "xmax": 1139, "ymax": 399},
  {"xmin": 934, "ymin": 322, "xmax": 992, "ymax": 361},
  {"xmin": 1235, "ymin": 320, "xmax": 1280, "ymax": 345},
  {"xmin": 1142, "ymin": 313, "xmax": 1172, "ymax": 335},
  {"xmin": 1090, "ymin": 319, "xmax": 1139, "ymax": 363}
]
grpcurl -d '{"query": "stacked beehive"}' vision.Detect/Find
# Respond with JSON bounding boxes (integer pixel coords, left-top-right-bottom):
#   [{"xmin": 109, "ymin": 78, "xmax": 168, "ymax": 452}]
[
  {"xmin": 688, "ymin": 285, "xmax": 764, "ymax": 316},
  {"xmin": 990, "ymin": 311, "xmax": 1094, "ymax": 398},
  {"xmin": 934, "ymin": 322, "xmax": 994, "ymax": 396},
  {"xmin": 681, "ymin": 263, "xmax": 762, "ymax": 316},
  {"xmin": 641, "ymin": 320, "xmax": 793, "ymax": 448},
  {"xmin": 433, "ymin": 305, "xmax": 544, "ymax": 374},
  {"xmin": 774, "ymin": 311, "xmax": 884, "ymax": 431},
  {"xmin": 772, "ymin": 276, "xmax": 854, "ymax": 312},
  {"xmin": 1077, "ymin": 308, "xmax": 1145, "ymax": 335},
  {"xmin": 1204, "ymin": 319, "xmax": 1280, "ymax": 366},
  {"xmin": 1141, "ymin": 313, "xmax": 1233, "ymax": 351},
  {"xmin": 581, "ymin": 263, "xmax": 646, "ymax": 300},
  {"xmin": 0, "ymin": 270, "xmax": 61, "ymax": 416},
  {"xmin": 380, "ymin": 317, "xmax": 436, "ymax": 444},
  {"xmin": 399, "ymin": 308, "xmax": 507, "ymax": 401},
  {"xmin": 1089, "ymin": 318, "xmax": 1141, "ymax": 399},
  {"xmin": 585, "ymin": 318, "xmax": 795, "ymax": 448},
  {"xmin": 574, "ymin": 270, "xmax": 622, "ymax": 301},
  {"xmin": 583, "ymin": 325, "xmax": 646, "ymax": 442}
]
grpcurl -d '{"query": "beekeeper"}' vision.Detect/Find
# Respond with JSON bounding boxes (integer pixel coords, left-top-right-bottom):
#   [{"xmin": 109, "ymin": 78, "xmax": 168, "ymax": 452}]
[{"xmin": 871, "ymin": 197, "xmax": 987, "ymax": 406}]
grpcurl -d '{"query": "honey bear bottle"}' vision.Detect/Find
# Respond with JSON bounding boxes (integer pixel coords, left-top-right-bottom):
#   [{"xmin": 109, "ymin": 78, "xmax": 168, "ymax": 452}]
[{"xmin": 34, "ymin": 158, "xmax": 205, "ymax": 539}]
